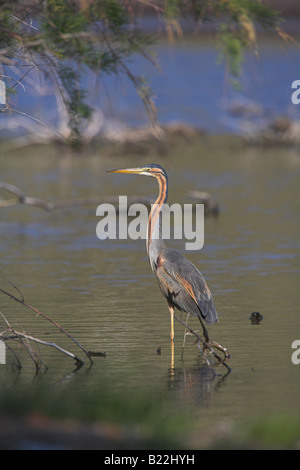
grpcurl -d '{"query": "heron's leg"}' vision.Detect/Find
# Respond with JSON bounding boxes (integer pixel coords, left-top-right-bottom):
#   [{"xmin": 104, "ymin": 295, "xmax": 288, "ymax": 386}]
[
  {"xmin": 197, "ymin": 316, "xmax": 210, "ymax": 343},
  {"xmin": 181, "ymin": 312, "xmax": 190, "ymax": 360},
  {"xmin": 167, "ymin": 302, "xmax": 175, "ymax": 342},
  {"xmin": 170, "ymin": 335, "xmax": 174, "ymax": 370},
  {"xmin": 167, "ymin": 302, "xmax": 175, "ymax": 369},
  {"xmin": 196, "ymin": 317, "xmax": 230, "ymax": 360}
]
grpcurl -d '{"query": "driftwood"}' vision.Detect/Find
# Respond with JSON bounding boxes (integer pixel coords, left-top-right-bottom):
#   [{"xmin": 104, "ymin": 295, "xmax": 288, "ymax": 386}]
[
  {"xmin": 0, "ymin": 181, "xmax": 153, "ymax": 211},
  {"xmin": 1, "ymin": 312, "xmax": 84, "ymax": 369},
  {"xmin": 0, "ymin": 278, "xmax": 101, "ymax": 371},
  {"xmin": 0, "ymin": 181, "xmax": 221, "ymax": 217}
]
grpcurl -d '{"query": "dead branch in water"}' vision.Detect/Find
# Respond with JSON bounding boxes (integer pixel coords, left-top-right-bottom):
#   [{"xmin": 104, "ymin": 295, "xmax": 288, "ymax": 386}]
[
  {"xmin": 0, "ymin": 181, "xmax": 152, "ymax": 211},
  {"xmin": 0, "ymin": 278, "xmax": 95, "ymax": 371},
  {"xmin": 1, "ymin": 311, "xmax": 85, "ymax": 370},
  {"xmin": 174, "ymin": 314, "xmax": 231, "ymax": 373}
]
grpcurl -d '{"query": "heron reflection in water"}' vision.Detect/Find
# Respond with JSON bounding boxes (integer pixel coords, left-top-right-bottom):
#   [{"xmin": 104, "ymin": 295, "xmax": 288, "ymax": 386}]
[{"xmin": 108, "ymin": 164, "xmax": 230, "ymax": 368}]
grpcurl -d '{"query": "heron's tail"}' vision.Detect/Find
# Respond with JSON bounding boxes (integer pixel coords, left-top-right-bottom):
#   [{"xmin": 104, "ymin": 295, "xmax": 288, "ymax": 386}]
[{"xmin": 199, "ymin": 297, "xmax": 218, "ymax": 325}]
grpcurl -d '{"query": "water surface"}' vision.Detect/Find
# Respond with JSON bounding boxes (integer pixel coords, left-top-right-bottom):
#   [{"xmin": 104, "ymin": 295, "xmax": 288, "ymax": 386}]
[{"xmin": 1, "ymin": 135, "xmax": 299, "ymax": 447}]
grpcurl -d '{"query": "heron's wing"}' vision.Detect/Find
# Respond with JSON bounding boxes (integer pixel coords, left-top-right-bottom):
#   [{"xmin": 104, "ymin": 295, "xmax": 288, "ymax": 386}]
[{"xmin": 156, "ymin": 248, "xmax": 218, "ymax": 324}]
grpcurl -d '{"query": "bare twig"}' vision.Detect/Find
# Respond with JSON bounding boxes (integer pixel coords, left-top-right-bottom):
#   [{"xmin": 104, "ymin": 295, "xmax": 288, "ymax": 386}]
[
  {"xmin": 3, "ymin": 342, "xmax": 22, "ymax": 370},
  {"xmin": 0, "ymin": 73, "xmax": 26, "ymax": 91},
  {"xmin": 2, "ymin": 107, "xmax": 66, "ymax": 142},
  {"xmin": 1, "ymin": 275, "xmax": 24, "ymax": 302},
  {"xmin": 2, "ymin": 332, "xmax": 85, "ymax": 366},
  {"xmin": 0, "ymin": 310, "xmax": 84, "ymax": 370},
  {"xmin": 0, "ymin": 283, "xmax": 93, "ymax": 367},
  {"xmin": 10, "ymin": 14, "xmax": 38, "ymax": 31},
  {"xmin": 174, "ymin": 314, "xmax": 231, "ymax": 372},
  {"xmin": 100, "ymin": 29, "xmax": 157, "ymax": 126}
]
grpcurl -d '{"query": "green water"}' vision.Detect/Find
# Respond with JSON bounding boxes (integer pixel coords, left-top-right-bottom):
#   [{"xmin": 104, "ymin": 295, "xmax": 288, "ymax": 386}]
[{"xmin": 0, "ymin": 135, "xmax": 300, "ymax": 447}]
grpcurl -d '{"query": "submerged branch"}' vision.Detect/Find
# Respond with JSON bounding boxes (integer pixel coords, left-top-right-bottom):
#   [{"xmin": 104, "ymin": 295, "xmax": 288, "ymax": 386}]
[
  {"xmin": 0, "ymin": 281, "xmax": 93, "ymax": 368},
  {"xmin": 0, "ymin": 180, "xmax": 152, "ymax": 211},
  {"xmin": 174, "ymin": 314, "xmax": 231, "ymax": 373},
  {"xmin": 2, "ymin": 331, "xmax": 85, "ymax": 367}
]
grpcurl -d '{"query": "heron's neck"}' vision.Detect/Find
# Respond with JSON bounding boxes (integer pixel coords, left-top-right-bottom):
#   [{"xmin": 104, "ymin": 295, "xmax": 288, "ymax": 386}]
[{"xmin": 147, "ymin": 174, "xmax": 168, "ymax": 271}]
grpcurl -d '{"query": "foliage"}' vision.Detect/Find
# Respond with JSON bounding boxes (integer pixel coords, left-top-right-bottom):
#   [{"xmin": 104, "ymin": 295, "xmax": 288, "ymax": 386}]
[
  {"xmin": 0, "ymin": 0, "xmax": 282, "ymax": 142},
  {"xmin": 215, "ymin": 0, "xmax": 281, "ymax": 87}
]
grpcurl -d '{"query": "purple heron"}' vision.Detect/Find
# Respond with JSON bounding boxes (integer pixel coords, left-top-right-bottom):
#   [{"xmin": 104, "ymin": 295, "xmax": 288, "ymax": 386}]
[{"xmin": 108, "ymin": 164, "xmax": 229, "ymax": 361}]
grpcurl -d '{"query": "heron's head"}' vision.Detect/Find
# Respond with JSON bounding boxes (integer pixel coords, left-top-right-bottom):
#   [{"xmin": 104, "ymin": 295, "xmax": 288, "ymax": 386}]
[{"xmin": 108, "ymin": 164, "xmax": 167, "ymax": 180}]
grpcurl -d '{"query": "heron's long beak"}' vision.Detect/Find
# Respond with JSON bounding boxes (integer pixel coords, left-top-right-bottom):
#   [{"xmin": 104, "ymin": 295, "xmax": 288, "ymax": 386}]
[{"xmin": 108, "ymin": 167, "xmax": 143, "ymax": 175}]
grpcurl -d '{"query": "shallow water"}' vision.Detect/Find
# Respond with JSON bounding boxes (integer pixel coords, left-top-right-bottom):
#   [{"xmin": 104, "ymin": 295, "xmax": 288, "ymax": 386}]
[{"xmin": 1, "ymin": 135, "xmax": 300, "ymax": 440}]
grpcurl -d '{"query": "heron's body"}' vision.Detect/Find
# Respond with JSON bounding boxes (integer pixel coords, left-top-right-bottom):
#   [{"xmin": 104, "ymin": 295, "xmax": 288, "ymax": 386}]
[
  {"xmin": 154, "ymin": 247, "xmax": 217, "ymax": 326},
  {"xmin": 109, "ymin": 164, "xmax": 218, "ymax": 345}
]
